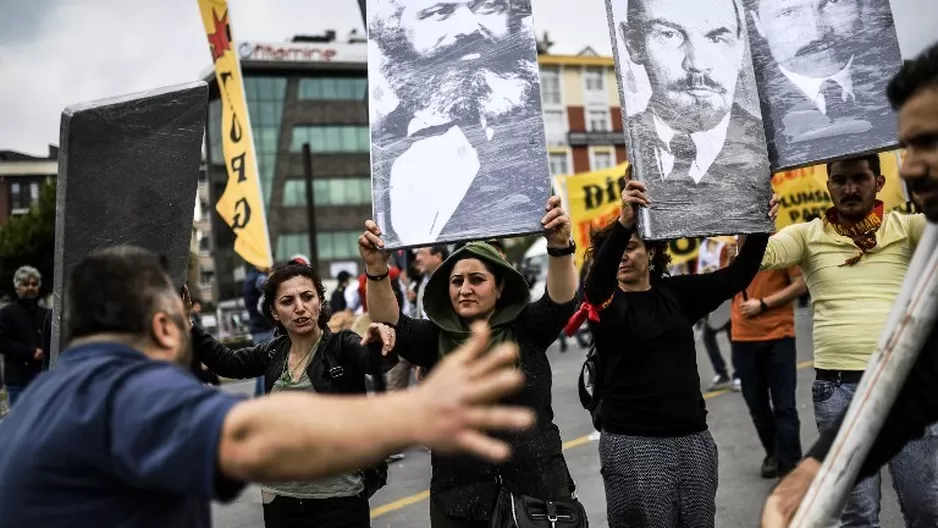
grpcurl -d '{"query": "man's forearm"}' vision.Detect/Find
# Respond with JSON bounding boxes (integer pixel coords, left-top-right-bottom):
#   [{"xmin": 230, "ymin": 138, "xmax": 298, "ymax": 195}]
[
  {"xmin": 546, "ymin": 253, "xmax": 577, "ymax": 303},
  {"xmin": 220, "ymin": 391, "xmax": 421, "ymax": 483},
  {"xmin": 364, "ymin": 267, "xmax": 400, "ymax": 325},
  {"xmin": 764, "ymin": 277, "xmax": 807, "ymax": 308}
]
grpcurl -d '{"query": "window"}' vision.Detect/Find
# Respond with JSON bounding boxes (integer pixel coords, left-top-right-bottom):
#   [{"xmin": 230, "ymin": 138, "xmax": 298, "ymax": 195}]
[
  {"xmin": 593, "ymin": 151, "xmax": 613, "ymax": 170},
  {"xmin": 539, "ymin": 68, "xmax": 561, "ymax": 105},
  {"xmin": 316, "ymin": 231, "xmax": 361, "ymax": 260},
  {"xmin": 543, "ymin": 110, "xmax": 566, "ymax": 147},
  {"xmin": 275, "ymin": 231, "xmax": 361, "ymax": 262},
  {"xmin": 200, "ymin": 269, "xmax": 215, "ymax": 288},
  {"xmin": 588, "ymin": 109, "xmax": 610, "ymax": 132},
  {"xmin": 199, "ymin": 236, "xmax": 211, "ymax": 253},
  {"xmin": 282, "ymin": 177, "xmax": 371, "ymax": 207},
  {"xmin": 549, "ymin": 153, "xmax": 569, "ymax": 176},
  {"xmin": 200, "ymin": 200, "xmax": 210, "ymax": 220},
  {"xmin": 290, "ymin": 126, "xmax": 370, "ymax": 153},
  {"xmin": 10, "ymin": 181, "xmax": 40, "ymax": 211},
  {"xmin": 276, "ymin": 234, "xmax": 310, "ymax": 262},
  {"xmin": 299, "ymin": 78, "xmax": 367, "ymax": 100},
  {"xmin": 585, "ymin": 68, "xmax": 604, "ymax": 92}
]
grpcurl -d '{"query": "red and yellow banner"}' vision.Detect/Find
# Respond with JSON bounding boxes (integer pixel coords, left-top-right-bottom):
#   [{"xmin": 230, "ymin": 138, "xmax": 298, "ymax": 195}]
[
  {"xmin": 556, "ymin": 151, "xmax": 914, "ymax": 271},
  {"xmin": 197, "ymin": 0, "xmax": 273, "ymax": 269}
]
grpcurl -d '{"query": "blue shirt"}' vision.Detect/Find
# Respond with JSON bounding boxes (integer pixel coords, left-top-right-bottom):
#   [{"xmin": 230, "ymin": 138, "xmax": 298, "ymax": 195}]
[{"xmin": 0, "ymin": 342, "xmax": 245, "ymax": 527}]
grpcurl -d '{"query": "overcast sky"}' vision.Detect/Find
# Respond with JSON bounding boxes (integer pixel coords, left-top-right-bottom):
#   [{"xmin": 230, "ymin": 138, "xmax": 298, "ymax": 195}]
[{"xmin": 0, "ymin": 0, "xmax": 934, "ymax": 156}]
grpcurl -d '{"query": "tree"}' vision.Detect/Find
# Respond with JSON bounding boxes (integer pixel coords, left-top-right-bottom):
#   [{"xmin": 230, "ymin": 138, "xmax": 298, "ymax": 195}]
[{"xmin": 0, "ymin": 180, "xmax": 56, "ymax": 300}]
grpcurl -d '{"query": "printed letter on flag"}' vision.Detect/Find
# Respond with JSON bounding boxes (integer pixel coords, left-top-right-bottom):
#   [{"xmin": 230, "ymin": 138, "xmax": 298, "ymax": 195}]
[{"xmin": 196, "ymin": 0, "xmax": 273, "ymax": 269}]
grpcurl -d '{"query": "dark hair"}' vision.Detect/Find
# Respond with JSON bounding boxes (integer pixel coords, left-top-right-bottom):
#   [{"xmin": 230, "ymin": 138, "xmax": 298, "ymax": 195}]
[
  {"xmin": 261, "ymin": 264, "xmax": 330, "ymax": 335},
  {"xmin": 65, "ymin": 246, "xmax": 177, "ymax": 341},
  {"xmin": 336, "ymin": 270, "xmax": 351, "ymax": 283},
  {"xmin": 585, "ymin": 221, "xmax": 671, "ymax": 284},
  {"xmin": 430, "ymin": 245, "xmax": 450, "ymax": 261},
  {"xmin": 887, "ymin": 44, "xmax": 938, "ymax": 111},
  {"xmin": 825, "ymin": 154, "xmax": 882, "ymax": 178}
]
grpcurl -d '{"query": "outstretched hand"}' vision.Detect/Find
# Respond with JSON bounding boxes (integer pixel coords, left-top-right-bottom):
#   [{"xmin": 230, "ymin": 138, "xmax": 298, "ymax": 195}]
[
  {"xmin": 410, "ymin": 322, "xmax": 534, "ymax": 462},
  {"xmin": 361, "ymin": 323, "xmax": 396, "ymax": 356}
]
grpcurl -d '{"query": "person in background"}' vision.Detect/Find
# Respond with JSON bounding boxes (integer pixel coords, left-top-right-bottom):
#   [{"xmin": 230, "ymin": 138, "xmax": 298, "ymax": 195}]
[
  {"xmin": 190, "ymin": 298, "xmax": 204, "ymax": 329},
  {"xmin": 0, "ymin": 245, "xmax": 537, "ymax": 527},
  {"xmin": 698, "ymin": 237, "xmax": 740, "ymax": 392},
  {"xmin": 762, "ymin": 41, "xmax": 938, "ymax": 528},
  {"xmin": 724, "ymin": 239, "xmax": 806, "ymax": 479},
  {"xmin": 0, "ymin": 266, "xmax": 51, "ymax": 407},
  {"xmin": 331, "ymin": 271, "xmax": 352, "ymax": 313},
  {"xmin": 244, "ymin": 265, "xmax": 275, "ymax": 397}
]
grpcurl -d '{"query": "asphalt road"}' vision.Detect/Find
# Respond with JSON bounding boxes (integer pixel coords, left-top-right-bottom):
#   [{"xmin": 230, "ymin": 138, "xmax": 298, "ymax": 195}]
[{"xmin": 212, "ymin": 306, "xmax": 906, "ymax": 527}]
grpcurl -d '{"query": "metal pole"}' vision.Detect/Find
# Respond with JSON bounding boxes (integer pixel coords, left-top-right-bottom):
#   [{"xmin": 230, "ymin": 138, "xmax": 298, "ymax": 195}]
[
  {"xmin": 791, "ymin": 223, "xmax": 938, "ymax": 526},
  {"xmin": 302, "ymin": 143, "xmax": 320, "ymax": 271}
]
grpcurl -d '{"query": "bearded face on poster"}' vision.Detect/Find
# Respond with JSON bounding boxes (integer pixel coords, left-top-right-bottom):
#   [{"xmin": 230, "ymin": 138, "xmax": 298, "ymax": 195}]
[
  {"xmin": 371, "ymin": 0, "xmax": 539, "ymax": 124},
  {"xmin": 368, "ymin": 0, "xmax": 550, "ymax": 248}
]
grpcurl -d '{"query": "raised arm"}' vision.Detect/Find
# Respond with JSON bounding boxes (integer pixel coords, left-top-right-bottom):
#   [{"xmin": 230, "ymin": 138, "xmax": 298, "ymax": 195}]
[
  {"xmin": 542, "ymin": 195, "xmax": 578, "ymax": 304},
  {"xmin": 358, "ymin": 220, "xmax": 400, "ymax": 325},
  {"xmin": 667, "ymin": 233, "xmax": 769, "ymax": 323},
  {"xmin": 190, "ymin": 324, "xmax": 272, "ymax": 380},
  {"xmin": 584, "ymin": 178, "xmax": 645, "ymax": 304}
]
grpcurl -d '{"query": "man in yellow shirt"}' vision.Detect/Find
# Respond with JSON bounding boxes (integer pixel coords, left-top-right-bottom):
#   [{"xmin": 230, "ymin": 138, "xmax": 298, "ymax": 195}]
[{"xmin": 760, "ymin": 153, "xmax": 936, "ymax": 525}]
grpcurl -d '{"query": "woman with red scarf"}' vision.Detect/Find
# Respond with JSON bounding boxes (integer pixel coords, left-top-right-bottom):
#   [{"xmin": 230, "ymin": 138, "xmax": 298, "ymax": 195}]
[{"xmin": 579, "ymin": 175, "xmax": 776, "ymax": 527}]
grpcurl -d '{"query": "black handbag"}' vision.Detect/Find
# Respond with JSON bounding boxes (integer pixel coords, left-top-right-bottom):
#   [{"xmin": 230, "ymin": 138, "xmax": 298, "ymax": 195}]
[{"xmin": 489, "ymin": 477, "xmax": 588, "ymax": 528}]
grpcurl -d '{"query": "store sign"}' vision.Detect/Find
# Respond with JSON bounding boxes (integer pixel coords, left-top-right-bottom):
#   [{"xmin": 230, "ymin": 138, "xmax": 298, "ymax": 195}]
[
  {"xmin": 238, "ymin": 41, "xmax": 366, "ymax": 63},
  {"xmin": 567, "ymin": 131, "xmax": 626, "ymax": 146}
]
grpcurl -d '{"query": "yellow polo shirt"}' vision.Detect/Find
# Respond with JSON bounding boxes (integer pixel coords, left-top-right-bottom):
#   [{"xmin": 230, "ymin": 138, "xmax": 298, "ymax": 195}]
[{"xmin": 761, "ymin": 212, "xmax": 927, "ymax": 371}]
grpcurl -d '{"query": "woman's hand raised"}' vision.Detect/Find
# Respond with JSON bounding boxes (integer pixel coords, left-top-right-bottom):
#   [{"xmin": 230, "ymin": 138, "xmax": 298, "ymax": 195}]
[
  {"xmin": 619, "ymin": 179, "xmax": 651, "ymax": 229},
  {"xmin": 358, "ymin": 220, "xmax": 392, "ymax": 274}
]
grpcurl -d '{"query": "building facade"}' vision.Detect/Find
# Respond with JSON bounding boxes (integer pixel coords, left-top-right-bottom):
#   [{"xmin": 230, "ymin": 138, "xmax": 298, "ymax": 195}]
[
  {"xmin": 539, "ymin": 49, "xmax": 628, "ymax": 177},
  {"xmin": 0, "ymin": 147, "xmax": 57, "ymax": 225},
  {"xmin": 203, "ymin": 32, "xmax": 370, "ymax": 301}
]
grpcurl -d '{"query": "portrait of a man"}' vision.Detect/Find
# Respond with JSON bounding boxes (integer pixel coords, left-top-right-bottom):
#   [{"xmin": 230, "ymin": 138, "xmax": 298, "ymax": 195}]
[
  {"xmin": 606, "ymin": 0, "xmax": 773, "ymax": 239},
  {"xmin": 368, "ymin": 0, "xmax": 550, "ymax": 248},
  {"xmin": 744, "ymin": 0, "xmax": 903, "ymax": 171}
]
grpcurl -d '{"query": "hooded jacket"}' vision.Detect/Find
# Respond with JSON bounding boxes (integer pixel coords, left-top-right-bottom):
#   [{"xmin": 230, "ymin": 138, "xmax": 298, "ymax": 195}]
[
  {"xmin": 422, "ymin": 242, "xmax": 531, "ymax": 357},
  {"xmin": 389, "ymin": 242, "xmax": 579, "ymax": 521}
]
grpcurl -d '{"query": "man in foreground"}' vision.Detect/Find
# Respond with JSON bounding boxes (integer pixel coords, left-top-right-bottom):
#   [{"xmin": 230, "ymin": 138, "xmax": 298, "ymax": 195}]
[
  {"xmin": 762, "ymin": 42, "xmax": 938, "ymax": 527},
  {"xmin": 0, "ymin": 246, "xmax": 534, "ymax": 527}
]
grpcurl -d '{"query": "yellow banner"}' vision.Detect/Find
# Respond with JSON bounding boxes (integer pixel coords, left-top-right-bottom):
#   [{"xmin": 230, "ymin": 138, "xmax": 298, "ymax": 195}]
[
  {"xmin": 772, "ymin": 150, "xmax": 913, "ymax": 230},
  {"xmin": 197, "ymin": 0, "xmax": 273, "ymax": 269},
  {"xmin": 558, "ymin": 151, "xmax": 914, "ymax": 272}
]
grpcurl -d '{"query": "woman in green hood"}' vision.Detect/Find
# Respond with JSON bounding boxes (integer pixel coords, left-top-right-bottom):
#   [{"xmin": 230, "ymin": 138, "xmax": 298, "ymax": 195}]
[{"xmin": 358, "ymin": 196, "xmax": 582, "ymax": 528}]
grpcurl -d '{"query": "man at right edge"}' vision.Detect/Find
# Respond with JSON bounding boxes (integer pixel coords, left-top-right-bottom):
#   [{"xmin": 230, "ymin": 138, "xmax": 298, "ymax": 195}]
[{"xmin": 761, "ymin": 43, "xmax": 938, "ymax": 527}]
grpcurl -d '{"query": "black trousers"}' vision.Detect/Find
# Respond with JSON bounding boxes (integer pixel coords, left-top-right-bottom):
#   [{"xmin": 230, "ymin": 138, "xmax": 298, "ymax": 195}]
[
  {"xmin": 262, "ymin": 494, "xmax": 370, "ymax": 528},
  {"xmin": 429, "ymin": 498, "xmax": 489, "ymax": 528},
  {"xmin": 731, "ymin": 337, "xmax": 802, "ymax": 472}
]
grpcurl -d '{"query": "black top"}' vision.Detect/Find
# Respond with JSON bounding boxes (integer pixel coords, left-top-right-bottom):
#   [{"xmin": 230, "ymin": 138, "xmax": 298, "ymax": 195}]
[
  {"xmin": 585, "ymin": 222, "xmax": 768, "ymax": 436},
  {"xmin": 0, "ymin": 298, "xmax": 51, "ymax": 387},
  {"xmin": 807, "ymin": 319, "xmax": 938, "ymax": 481},
  {"xmin": 190, "ymin": 325, "xmax": 397, "ymax": 395},
  {"xmin": 391, "ymin": 294, "xmax": 577, "ymax": 521}
]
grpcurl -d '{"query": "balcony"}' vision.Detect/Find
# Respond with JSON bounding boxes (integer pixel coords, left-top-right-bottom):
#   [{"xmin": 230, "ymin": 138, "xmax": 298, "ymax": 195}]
[{"xmin": 567, "ymin": 131, "xmax": 626, "ymax": 147}]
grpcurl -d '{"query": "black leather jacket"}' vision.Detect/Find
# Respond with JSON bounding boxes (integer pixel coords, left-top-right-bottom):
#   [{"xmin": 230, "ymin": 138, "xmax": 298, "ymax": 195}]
[
  {"xmin": 190, "ymin": 325, "xmax": 398, "ymax": 395},
  {"xmin": 0, "ymin": 299, "xmax": 51, "ymax": 387}
]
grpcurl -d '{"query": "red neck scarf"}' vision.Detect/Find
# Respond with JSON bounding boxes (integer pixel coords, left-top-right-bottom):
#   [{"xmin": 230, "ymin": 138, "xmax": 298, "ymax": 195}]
[{"xmin": 823, "ymin": 200, "xmax": 884, "ymax": 267}]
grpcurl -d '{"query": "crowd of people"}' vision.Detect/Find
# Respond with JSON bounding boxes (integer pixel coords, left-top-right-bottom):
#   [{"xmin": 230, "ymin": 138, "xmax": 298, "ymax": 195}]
[{"xmin": 0, "ymin": 36, "xmax": 936, "ymax": 528}]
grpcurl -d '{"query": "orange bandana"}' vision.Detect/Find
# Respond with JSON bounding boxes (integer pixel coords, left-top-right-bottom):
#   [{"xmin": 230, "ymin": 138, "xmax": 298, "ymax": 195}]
[{"xmin": 824, "ymin": 200, "xmax": 884, "ymax": 267}]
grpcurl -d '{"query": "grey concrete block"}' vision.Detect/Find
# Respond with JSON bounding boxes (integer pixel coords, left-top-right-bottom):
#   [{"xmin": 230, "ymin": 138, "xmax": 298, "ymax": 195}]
[{"xmin": 51, "ymin": 81, "xmax": 208, "ymax": 360}]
